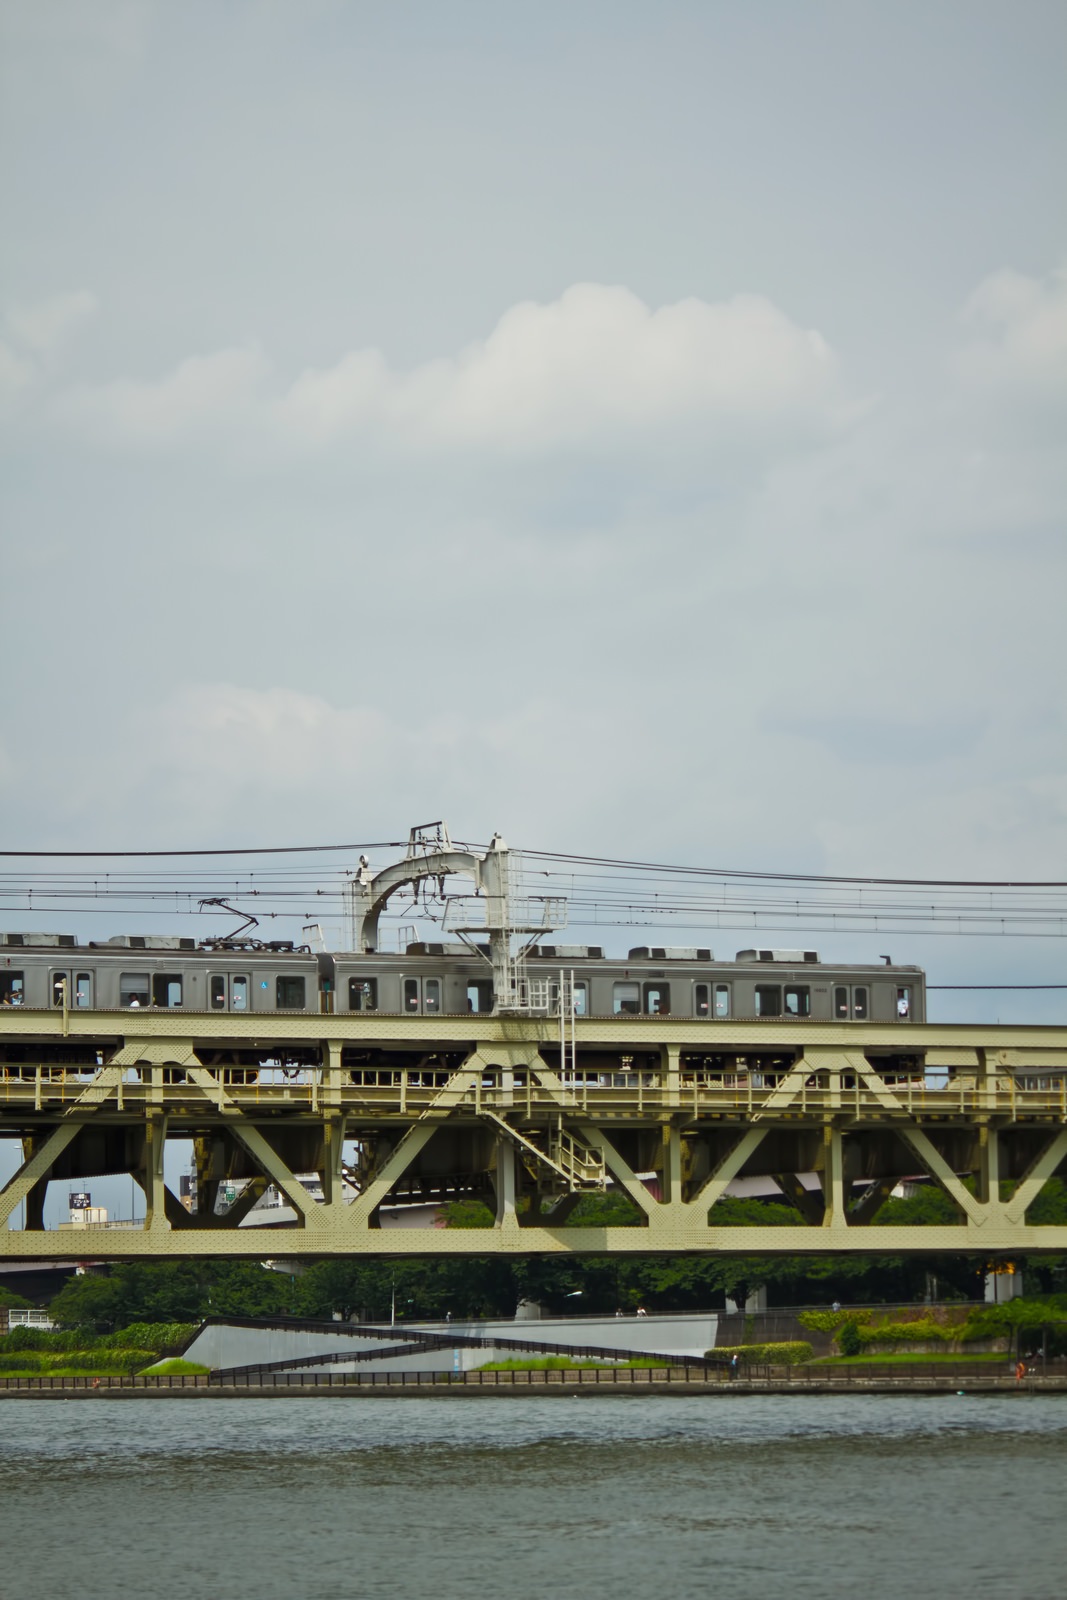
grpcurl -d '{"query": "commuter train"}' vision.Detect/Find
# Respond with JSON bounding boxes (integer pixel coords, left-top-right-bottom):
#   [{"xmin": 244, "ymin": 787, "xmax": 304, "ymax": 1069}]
[{"xmin": 0, "ymin": 931, "xmax": 924, "ymax": 1023}]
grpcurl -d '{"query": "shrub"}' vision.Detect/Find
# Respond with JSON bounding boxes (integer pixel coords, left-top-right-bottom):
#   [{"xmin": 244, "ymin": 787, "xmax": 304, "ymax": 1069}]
[
  {"xmin": 101, "ymin": 1322, "xmax": 195, "ymax": 1352},
  {"xmin": 711, "ymin": 1341, "xmax": 813, "ymax": 1366},
  {"xmin": 837, "ymin": 1321, "xmax": 864, "ymax": 1357},
  {"xmin": 799, "ymin": 1308, "xmax": 873, "ymax": 1334},
  {"xmin": 858, "ymin": 1318, "xmax": 954, "ymax": 1347},
  {"xmin": 0, "ymin": 1327, "xmax": 89, "ymax": 1353}
]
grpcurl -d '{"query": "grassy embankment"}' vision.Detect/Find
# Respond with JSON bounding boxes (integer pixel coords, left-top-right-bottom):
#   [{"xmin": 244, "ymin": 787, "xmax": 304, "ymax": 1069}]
[
  {"xmin": 479, "ymin": 1356, "xmax": 670, "ymax": 1371},
  {"xmin": 0, "ymin": 1322, "xmax": 205, "ymax": 1378}
]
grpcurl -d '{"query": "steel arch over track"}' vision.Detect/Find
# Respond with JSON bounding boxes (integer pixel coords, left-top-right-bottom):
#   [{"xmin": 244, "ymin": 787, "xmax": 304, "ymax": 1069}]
[{"xmin": 1, "ymin": 1008, "xmax": 1065, "ymax": 1259}]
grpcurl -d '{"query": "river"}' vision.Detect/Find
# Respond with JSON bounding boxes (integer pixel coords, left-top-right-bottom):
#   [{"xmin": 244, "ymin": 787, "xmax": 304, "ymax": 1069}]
[{"xmin": 1, "ymin": 1394, "xmax": 1063, "ymax": 1599}]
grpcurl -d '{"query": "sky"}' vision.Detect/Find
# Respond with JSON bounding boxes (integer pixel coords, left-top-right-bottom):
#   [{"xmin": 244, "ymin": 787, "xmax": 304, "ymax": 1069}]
[{"xmin": 1, "ymin": 0, "xmax": 1066, "ymax": 1023}]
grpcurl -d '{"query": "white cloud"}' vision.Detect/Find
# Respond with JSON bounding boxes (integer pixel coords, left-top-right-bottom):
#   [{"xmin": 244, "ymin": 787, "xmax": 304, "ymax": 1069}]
[
  {"xmin": 148, "ymin": 683, "xmax": 395, "ymax": 792},
  {"xmin": 957, "ymin": 266, "xmax": 1067, "ymax": 394},
  {"xmin": 0, "ymin": 290, "xmax": 98, "ymax": 414},
  {"xmin": 53, "ymin": 284, "xmax": 841, "ymax": 458},
  {"xmin": 56, "ymin": 344, "xmax": 271, "ymax": 446},
  {"xmin": 280, "ymin": 283, "xmax": 841, "ymax": 452},
  {"xmin": 0, "ymin": 341, "xmax": 34, "ymax": 415},
  {"xmin": 6, "ymin": 289, "xmax": 98, "ymax": 356}
]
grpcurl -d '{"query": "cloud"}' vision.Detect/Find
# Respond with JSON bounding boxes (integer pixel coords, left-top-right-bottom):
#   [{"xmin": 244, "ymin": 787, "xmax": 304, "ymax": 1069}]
[
  {"xmin": 53, "ymin": 284, "xmax": 842, "ymax": 459},
  {"xmin": 0, "ymin": 290, "xmax": 97, "ymax": 414},
  {"xmin": 279, "ymin": 283, "xmax": 841, "ymax": 452},
  {"xmin": 956, "ymin": 266, "xmax": 1067, "ymax": 396},
  {"xmin": 0, "ymin": 341, "xmax": 35, "ymax": 415},
  {"xmin": 6, "ymin": 290, "xmax": 98, "ymax": 356},
  {"xmin": 57, "ymin": 344, "xmax": 271, "ymax": 445}
]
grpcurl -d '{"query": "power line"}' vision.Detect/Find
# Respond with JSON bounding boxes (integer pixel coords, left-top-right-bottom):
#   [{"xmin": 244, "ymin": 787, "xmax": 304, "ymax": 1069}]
[
  {"xmin": 520, "ymin": 847, "xmax": 1067, "ymax": 891},
  {"xmin": 0, "ymin": 841, "xmax": 406, "ymax": 859}
]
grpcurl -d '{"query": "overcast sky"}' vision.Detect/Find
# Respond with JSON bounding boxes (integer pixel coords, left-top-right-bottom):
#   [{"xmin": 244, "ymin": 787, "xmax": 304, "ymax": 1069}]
[{"xmin": 1, "ymin": 0, "xmax": 1065, "ymax": 1017}]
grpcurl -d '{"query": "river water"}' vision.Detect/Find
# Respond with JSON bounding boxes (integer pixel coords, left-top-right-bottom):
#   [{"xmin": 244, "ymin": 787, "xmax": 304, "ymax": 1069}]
[{"xmin": 1, "ymin": 1394, "xmax": 1063, "ymax": 1599}]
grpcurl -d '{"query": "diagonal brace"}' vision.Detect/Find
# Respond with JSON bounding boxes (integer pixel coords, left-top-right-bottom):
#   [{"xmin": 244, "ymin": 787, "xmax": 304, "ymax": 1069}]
[
  {"xmin": 687, "ymin": 1126, "xmax": 768, "ymax": 1212},
  {"xmin": 226, "ymin": 1123, "xmax": 324, "ymax": 1224},
  {"xmin": 0, "ymin": 1065, "xmax": 125, "ymax": 1227},
  {"xmin": 897, "ymin": 1125, "xmax": 988, "ymax": 1225},
  {"xmin": 0, "ymin": 1124, "xmax": 80, "ymax": 1227},
  {"xmin": 575, "ymin": 1124, "xmax": 659, "ymax": 1220},
  {"xmin": 1004, "ymin": 1128, "xmax": 1067, "ymax": 1224},
  {"xmin": 348, "ymin": 1123, "xmax": 440, "ymax": 1226}
]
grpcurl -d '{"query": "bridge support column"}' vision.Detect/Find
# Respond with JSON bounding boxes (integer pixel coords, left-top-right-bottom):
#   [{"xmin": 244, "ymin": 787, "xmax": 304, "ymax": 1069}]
[
  {"xmin": 820, "ymin": 1126, "xmax": 847, "ymax": 1230},
  {"xmin": 141, "ymin": 1114, "xmax": 171, "ymax": 1232},
  {"xmin": 977, "ymin": 1123, "xmax": 1001, "ymax": 1207},
  {"xmin": 663, "ymin": 1044, "xmax": 681, "ymax": 1109},
  {"xmin": 661, "ymin": 1123, "xmax": 684, "ymax": 1205},
  {"xmin": 493, "ymin": 1138, "xmax": 520, "ymax": 1231}
]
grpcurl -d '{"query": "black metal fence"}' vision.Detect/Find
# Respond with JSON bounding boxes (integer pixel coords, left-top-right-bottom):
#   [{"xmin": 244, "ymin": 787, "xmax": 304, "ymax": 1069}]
[{"xmin": 1, "ymin": 1360, "xmax": 1063, "ymax": 1393}]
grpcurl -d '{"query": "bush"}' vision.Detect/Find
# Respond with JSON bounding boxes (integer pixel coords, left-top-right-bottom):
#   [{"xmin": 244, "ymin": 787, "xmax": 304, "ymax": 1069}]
[
  {"xmin": 837, "ymin": 1320, "xmax": 864, "ymax": 1356},
  {"xmin": 101, "ymin": 1322, "xmax": 195, "ymax": 1352},
  {"xmin": 0, "ymin": 1348, "xmax": 156, "ymax": 1375},
  {"xmin": 711, "ymin": 1341, "xmax": 813, "ymax": 1366},
  {"xmin": 857, "ymin": 1318, "xmax": 954, "ymax": 1347},
  {"xmin": 0, "ymin": 1327, "xmax": 89, "ymax": 1353},
  {"xmin": 799, "ymin": 1308, "xmax": 873, "ymax": 1334}
]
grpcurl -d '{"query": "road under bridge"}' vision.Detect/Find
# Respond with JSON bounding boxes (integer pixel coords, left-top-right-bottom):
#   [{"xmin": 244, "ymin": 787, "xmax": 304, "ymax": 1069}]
[{"xmin": 1, "ymin": 1008, "xmax": 1065, "ymax": 1258}]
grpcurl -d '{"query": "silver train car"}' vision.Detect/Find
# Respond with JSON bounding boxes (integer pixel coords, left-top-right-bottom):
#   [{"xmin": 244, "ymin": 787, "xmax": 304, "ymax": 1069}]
[{"xmin": 2, "ymin": 932, "xmax": 924, "ymax": 1023}]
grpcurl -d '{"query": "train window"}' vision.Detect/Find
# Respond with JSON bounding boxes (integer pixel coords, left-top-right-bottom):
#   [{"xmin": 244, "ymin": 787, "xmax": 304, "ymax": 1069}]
[
  {"xmin": 896, "ymin": 986, "xmax": 911, "ymax": 1020},
  {"xmin": 643, "ymin": 982, "xmax": 670, "ymax": 1015},
  {"xmin": 714, "ymin": 984, "xmax": 730, "ymax": 1018},
  {"xmin": 1, "ymin": 971, "xmax": 25, "ymax": 1005},
  {"xmin": 784, "ymin": 986, "xmax": 811, "ymax": 1017},
  {"xmin": 152, "ymin": 974, "xmax": 183, "ymax": 1008},
  {"xmin": 425, "ymin": 977, "xmax": 441, "ymax": 1013},
  {"xmin": 75, "ymin": 972, "xmax": 92, "ymax": 1007},
  {"xmin": 120, "ymin": 973, "xmax": 150, "ymax": 1007},
  {"xmin": 467, "ymin": 979, "xmax": 493, "ymax": 1014},
  {"xmin": 349, "ymin": 977, "xmax": 379, "ymax": 1012},
  {"xmin": 574, "ymin": 981, "xmax": 588, "ymax": 1016},
  {"xmin": 276, "ymin": 975, "xmax": 305, "ymax": 1009},
  {"xmin": 754, "ymin": 984, "xmax": 782, "ymax": 1017},
  {"xmin": 404, "ymin": 978, "xmax": 420, "ymax": 1012},
  {"xmin": 613, "ymin": 982, "xmax": 640, "ymax": 1014},
  {"xmin": 232, "ymin": 976, "xmax": 248, "ymax": 1011},
  {"xmin": 210, "ymin": 975, "xmax": 227, "ymax": 1010},
  {"xmin": 853, "ymin": 986, "xmax": 868, "ymax": 1020},
  {"xmin": 695, "ymin": 983, "xmax": 710, "ymax": 1016},
  {"xmin": 52, "ymin": 971, "xmax": 69, "ymax": 1006},
  {"xmin": 835, "ymin": 986, "xmax": 849, "ymax": 1018}
]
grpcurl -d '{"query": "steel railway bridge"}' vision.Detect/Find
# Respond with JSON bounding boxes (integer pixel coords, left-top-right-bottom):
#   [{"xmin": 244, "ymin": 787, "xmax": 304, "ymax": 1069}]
[{"xmin": 2, "ymin": 1006, "xmax": 1066, "ymax": 1259}]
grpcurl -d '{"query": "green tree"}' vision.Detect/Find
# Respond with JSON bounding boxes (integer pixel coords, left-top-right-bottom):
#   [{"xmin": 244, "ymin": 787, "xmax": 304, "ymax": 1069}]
[{"xmin": 49, "ymin": 1273, "xmax": 127, "ymax": 1332}]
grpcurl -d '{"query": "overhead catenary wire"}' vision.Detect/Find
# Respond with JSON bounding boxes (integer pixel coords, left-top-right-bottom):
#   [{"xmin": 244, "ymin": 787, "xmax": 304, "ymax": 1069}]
[{"xmin": 2, "ymin": 841, "xmax": 1065, "ymax": 943}]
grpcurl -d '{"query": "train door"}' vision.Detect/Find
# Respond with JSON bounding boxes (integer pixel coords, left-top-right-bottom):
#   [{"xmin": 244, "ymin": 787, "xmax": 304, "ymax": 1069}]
[
  {"xmin": 834, "ymin": 984, "xmax": 870, "ymax": 1020},
  {"xmin": 402, "ymin": 975, "xmax": 449, "ymax": 1013},
  {"xmin": 50, "ymin": 970, "xmax": 94, "ymax": 1008},
  {"xmin": 208, "ymin": 974, "xmax": 250, "ymax": 1011},
  {"xmin": 695, "ymin": 981, "xmax": 730, "ymax": 1017}
]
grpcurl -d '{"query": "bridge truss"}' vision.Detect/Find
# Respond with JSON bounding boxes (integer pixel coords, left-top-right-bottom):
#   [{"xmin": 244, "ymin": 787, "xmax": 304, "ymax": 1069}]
[{"xmin": 1, "ymin": 1008, "xmax": 1065, "ymax": 1258}]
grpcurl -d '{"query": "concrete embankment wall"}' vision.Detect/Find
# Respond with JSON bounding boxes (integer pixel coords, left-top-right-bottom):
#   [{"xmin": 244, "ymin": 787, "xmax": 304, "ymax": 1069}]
[{"xmin": 184, "ymin": 1311, "xmax": 720, "ymax": 1373}]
